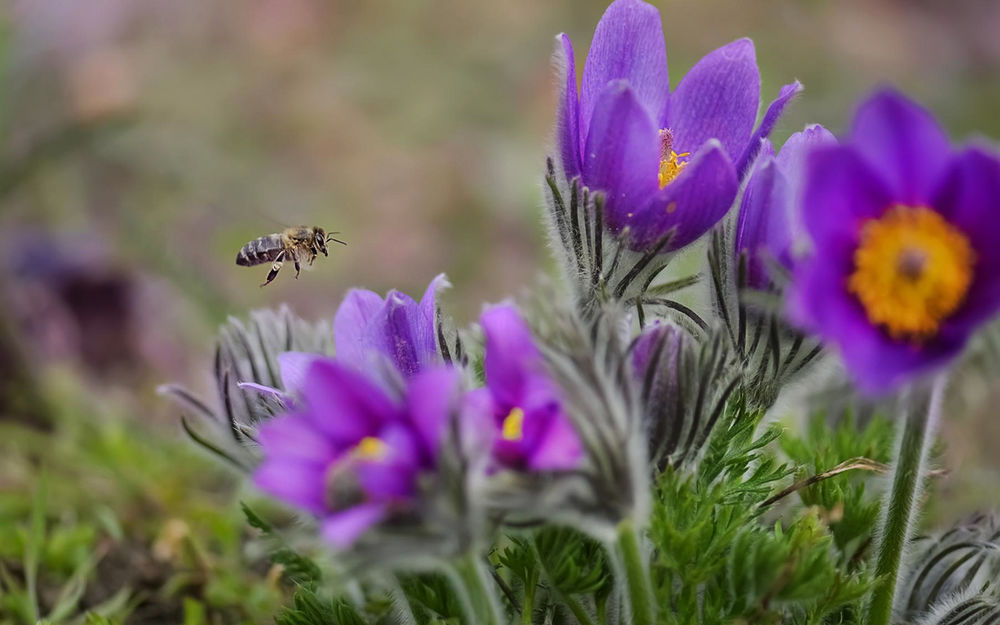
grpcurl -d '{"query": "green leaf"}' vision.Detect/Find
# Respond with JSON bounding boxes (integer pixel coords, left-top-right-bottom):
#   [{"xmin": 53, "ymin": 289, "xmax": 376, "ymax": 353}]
[
  {"xmin": 271, "ymin": 548, "xmax": 322, "ymax": 586},
  {"xmin": 241, "ymin": 501, "xmax": 274, "ymax": 534}
]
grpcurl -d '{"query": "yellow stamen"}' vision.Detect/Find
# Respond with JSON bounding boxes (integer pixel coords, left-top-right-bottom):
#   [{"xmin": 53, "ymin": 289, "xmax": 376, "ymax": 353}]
[
  {"xmin": 501, "ymin": 407, "xmax": 525, "ymax": 441},
  {"xmin": 657, "ymin": 128, "xmax": 689, "ymax": 189},
  {"xmin": 355, "ymin": 436, "xmax": 389, "ymax": 461},
  {"xmin": 847, "ymin": 205, "xmax": 975, "ymax": 341},
  {"xmin": 658, "ymin": 151, "xmax": 690, "ymax": 188}
]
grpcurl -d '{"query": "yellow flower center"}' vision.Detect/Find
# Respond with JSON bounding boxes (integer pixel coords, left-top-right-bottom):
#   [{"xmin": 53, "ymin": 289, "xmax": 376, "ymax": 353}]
[
  {"xmin": 847, "ymin": 205, "xmax": 975, "ymax": 341},
  {"xmin": 657, "ymin": 128, "xmax": 689, "ymax": 189},
  {"xmin": 501, "ymin": 407, "xmax": 525, "ymax": 441},
  {"xmin": 355, "ymin": 436, "xmax": 389, "ymax": 461}
]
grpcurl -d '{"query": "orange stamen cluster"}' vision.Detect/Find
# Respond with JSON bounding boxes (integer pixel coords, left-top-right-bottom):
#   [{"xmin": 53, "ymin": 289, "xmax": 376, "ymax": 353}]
[{"xmin": 848, "ymin": 205, "xmax": 975, "ymax": 341}]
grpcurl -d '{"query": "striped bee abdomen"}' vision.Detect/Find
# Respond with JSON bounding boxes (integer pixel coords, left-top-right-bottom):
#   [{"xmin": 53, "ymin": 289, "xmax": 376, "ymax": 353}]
[{"xmin": 236, "ymin": 234, "xmax": 284, "ymax": 266}]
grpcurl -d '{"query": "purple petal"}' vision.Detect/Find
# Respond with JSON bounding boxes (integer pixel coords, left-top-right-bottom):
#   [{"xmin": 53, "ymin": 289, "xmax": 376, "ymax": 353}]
[
  {"xmin": 667, "ymin": 38, "xmax": 760, "ymax": 161},
  {"xmin": 371, "ymin": 290, "xmax": 429, "ymax": 378},
  {"xmin": 480, "ymin": 304, "xmax": 543, "ymax": 408},
  {"xmin": 583, "ymin": 81, "xmax": 660, "ymax": 233},
  {"xmin": 419, "ymin": 274, "xmax": 449, "ymax": 337},
  {"xmin": 277, "ymin": 351, "xmax": 323, "ymax": 394},
  {"xmin": 933, "ymin": 146, "xmax": 1000, "ymax": 331},
  {"xmin": 356, "ymin": 423, "xmax": 421, "ymax": 499},
  {"xmin": 776, "ymin": 124, "xmax": 837, "ymax": 174},
  {"xmin": 627, "ymin": 140, "xmax": 738, "ymax": 250},
  {"xmin": 461, "ymin": 388, "xmax": 498, "ymax": 457},
  {"xmin": 580, "ymin": 0, "xmax": 668, "ymax": 146},
  {"xmin": 735, "ymin": 151, "xmax": 788, "ymax": 288},
  {"xmin": 776, "ymin": 124, "xmax": 838, "ymax": 209},
  {"xmin": 631, "ymin": 321, "xmax": 678, "ymax": 374},
  {"xmin": 253, "ymin": 458, "xmax": 327, "ymax": 516},
  {"xmin": 527, "ymin": 412, "xmax": 583, "ymax": 471},
  {"xmin": 302, "ymin": 359, "xmax": 400, "ymax": 444},
  {"xmin": 849, "ymin": 88, "xmax": 951, "ymax": 204},
  {"xmin": 824, "ymin": 291, "xmax": 958, "ymax": 394},
  {"xmin": 334, "ymin": 288, "xmax": 386, "ymax": 368},
  {"xmin": 555, "ymin": 33, "xmax": 582, "ymax": 179},
  {"xmin": 518, "ymin": 372, "xmax": 564, "ymax": 417},
  {"xmin": 405, "ymin": 366, "xmax": 460, "ymax": 457},
  {"xmin": 735, "ymin": 80, "xmax": 803, "ymax": 179},
  {"xmin": 775, "ymin": 124, "xmax": 837, "ymax": 252},
  {"xmin": 799, "ymin": 145, "xmax": 893, "ymax": 248},
  {"xmin": 631, "ymin": 321, "xmax": 684, "ymax": 397},
  {"xmin": 320, "ymin": 503, "xmax": 388, "ymax": 548},
  {"xmin": 257, "ymin": 413, "xmax": 338, "ymax": 464}
]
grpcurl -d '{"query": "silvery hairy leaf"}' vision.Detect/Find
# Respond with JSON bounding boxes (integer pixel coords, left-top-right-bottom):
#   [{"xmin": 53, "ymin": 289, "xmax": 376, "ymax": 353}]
[{"xmin": 899, "ymin": 512, "xmax": 1000, "ymax": 624}]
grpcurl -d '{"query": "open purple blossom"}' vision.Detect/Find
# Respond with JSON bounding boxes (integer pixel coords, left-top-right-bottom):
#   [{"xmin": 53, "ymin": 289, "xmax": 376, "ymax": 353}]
[
  {"xmin": 333, "ymin": 274, "xmax": 447, "ymax": 379},
  {"xmin": 554, "ymin": 0, "xmax": 801, "ymax": 251},
  {"xmin": 787, "ymin": 89, "xmax": 1000, "ymax": 393},
  {"xmin": 735, "ymin": 125, "xmax": 837, "ymax": 289},
  {"xmin": 469, "ymin": 304, "xmax": 582, "ymax": 472},
  {"xmin": 253, "ymin": 357, "xmax": 459, "ymax": 548}
]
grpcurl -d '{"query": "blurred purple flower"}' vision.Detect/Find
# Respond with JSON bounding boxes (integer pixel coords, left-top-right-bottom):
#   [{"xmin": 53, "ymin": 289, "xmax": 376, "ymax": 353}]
[
  {"xmin": 554, "ymin": 0, "xmax": 801, "ymax": 250},
  {"xmin": 253, "ymin": 357, "xmax": 459, "ymax": 547},
  {"xmin": 787, "ymin": 89, "xmax": 1000, "ymax": 393},
  {"xmin": 469, "ymin": 304, "xmax": 582, "ymax": 472},
  {"xmin": 735, "ymin": 125, "xmax": 837, "ymax": 289},
  {"xmin": 334, "ymin": 274, "xmax": 447, "ymax": 379}
]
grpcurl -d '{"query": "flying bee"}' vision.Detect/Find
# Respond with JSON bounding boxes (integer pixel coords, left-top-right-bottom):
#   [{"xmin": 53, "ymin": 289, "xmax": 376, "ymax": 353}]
[{"xmin": 236, "ymin": 226, "xmax": 346, "ymax": 287}]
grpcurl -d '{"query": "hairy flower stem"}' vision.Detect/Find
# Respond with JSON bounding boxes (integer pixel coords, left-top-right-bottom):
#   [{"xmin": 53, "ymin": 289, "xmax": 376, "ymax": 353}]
[
  {"xmin": 452, "ymin": 554, "xmax": 503, "ymax": 625},
  {"xmin": 616, "ymin": 519, "xmax": 655, "ymax": 625},
  {"xmin": 560, "ymin": 591, "xmax": 596, "ymax": 625},
  {"xmin": 866, "ymin": 375, "xmax": 946, "ymax": 625},
  {"xmin": 521, "ymin": 572, "xmax": 537, "ymax": 625}
]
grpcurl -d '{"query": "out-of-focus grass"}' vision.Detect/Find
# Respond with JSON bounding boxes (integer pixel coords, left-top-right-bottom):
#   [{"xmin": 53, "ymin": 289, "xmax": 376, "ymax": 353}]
[{"xmin": 0, "ymin": 370, "xmax": 287, "ymax": 624}]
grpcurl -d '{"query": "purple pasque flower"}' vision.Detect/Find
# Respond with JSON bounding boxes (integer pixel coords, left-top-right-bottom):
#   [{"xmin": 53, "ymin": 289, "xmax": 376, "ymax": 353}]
[
  {"xmin": 253, "ymin": 357, "xmax": 459, "ymax": 548},
  {"xmin": 735, "ymin": 125, "xmax": 837, "ymax": 289},
  {"xmin": 787, "ymin": 88, "xmax": 1000, "ymax": 393},
  {"xmin": 469, "ymin": 304, "xmax": 582, "ymax": 472},
  {"xmin": 554, "ymin": 0, "xmax": 801, "ymax": 251},
  {"xmin": 334, "ymin": 274, "xmax": 447, "ymax": 379}
]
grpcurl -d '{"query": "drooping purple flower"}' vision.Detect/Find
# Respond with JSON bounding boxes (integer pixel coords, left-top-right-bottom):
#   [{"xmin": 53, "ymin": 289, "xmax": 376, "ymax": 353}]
[
  {"xmin": 735, "ymin": 124, "xmax": 837, "ymax": 289},
  {"xmin": 253, "ymin": 357, "xmax": 459, "ymax": 547},
  {"xmin": 333, "ymin": 274, "xmax": 447, "ymax": 379},
  {"xmin": 787, "ymin": 89, "xmax": 1000, "ymax": 393},
  {"xmin": 631, "ymin": 321, "xmax": 683, "ymax": 384},
  {"xmin": 554, "ymin": 0, "xmax": 802, "ymax": 251},
  {"xmin": 469, "ymin": 304, "xmax": 582, "ymax": 472}
]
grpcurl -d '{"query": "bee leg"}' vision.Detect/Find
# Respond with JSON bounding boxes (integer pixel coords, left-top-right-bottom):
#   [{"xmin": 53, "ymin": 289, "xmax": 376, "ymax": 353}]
[
  {"xmin": 260, "ymin": 251, "xmax": 285, "ymax": 287},
  {"xmin": 294, "ymin": 258, "xmax": 301, "ymax": 279}
]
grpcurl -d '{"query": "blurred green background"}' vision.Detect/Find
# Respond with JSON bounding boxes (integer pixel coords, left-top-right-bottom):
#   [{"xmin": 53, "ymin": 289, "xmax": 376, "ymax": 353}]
[{"xmin": 1, "ymin": 0, "xmax": 999, "ymax": 622}]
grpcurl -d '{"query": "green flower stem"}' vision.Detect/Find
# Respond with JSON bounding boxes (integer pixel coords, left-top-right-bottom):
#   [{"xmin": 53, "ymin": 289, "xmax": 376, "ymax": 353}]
[
  {"xmin": 453, "ymin": 554, "xmax": 503, "ymax": 625},
  {"xmin": 866, "ymin": 375, "xmax": 946, "ymax": 625},
  {"xmin": 617, "ymin": 519, "xmax": 655, "ymax": 625},
  {"xmin": 560, "ymin": 591, "xmax": 596, "ymax": 625},
  {"xmin": 522, "ymin": 569, "xmax": 538, "ymax": 625}
]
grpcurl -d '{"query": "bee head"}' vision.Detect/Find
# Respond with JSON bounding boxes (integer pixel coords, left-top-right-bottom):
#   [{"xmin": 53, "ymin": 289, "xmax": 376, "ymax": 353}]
[{"xmin": 313, "ymin": 227, "xmax": 329, "ymax": 256}]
